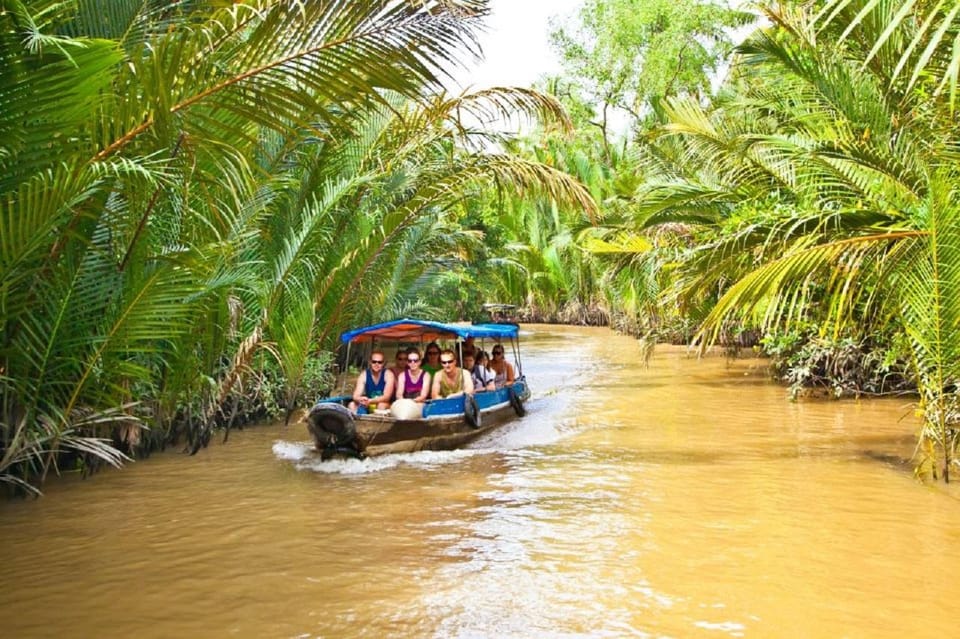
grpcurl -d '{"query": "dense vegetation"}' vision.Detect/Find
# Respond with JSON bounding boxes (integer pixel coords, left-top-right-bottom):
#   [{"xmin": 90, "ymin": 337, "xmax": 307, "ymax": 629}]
[
  {"xmin": 4, "ymin": 0, "xmax": 960, "ymax": 492},
  {"xmin": 0, "ymin": 0, "xmax": 594, "ymax": 493},
  {"xmin": 432, "ymin": 0, "xmax": 960, "ymax": 481}
]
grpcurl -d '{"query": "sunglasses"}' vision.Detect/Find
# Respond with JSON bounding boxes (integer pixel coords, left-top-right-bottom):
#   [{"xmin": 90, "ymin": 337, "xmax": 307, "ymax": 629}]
[
  {"xmin": 407, "ymin": 357, "xmax": 420, "ymax": 363},
  {"xmin": 370, "ymin": 359, "xmax": 384, "ymax": 364},
  {"xmin": 493, "ymin": 351, "xmax": 503, "ymax": 356},
  {"xmin": 427, "ymin": 351, "xmax": 439, "ymax": 356},
  {"xmin": 440, "ymin": 359, "xmax": 455, "ymax": 365}
]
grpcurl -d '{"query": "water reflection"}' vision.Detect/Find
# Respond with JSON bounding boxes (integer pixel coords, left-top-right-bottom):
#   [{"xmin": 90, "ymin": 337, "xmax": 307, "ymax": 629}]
[{"xmin": 425, "ymin": 451, "xmax": 661, "ymax": 639}]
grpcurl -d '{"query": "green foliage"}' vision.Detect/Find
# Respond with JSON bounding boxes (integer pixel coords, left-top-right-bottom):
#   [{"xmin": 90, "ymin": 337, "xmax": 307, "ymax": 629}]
[
  {"xmin": 247, "ymin": 350, "xmax": 336, "ymax": 423},
  {"xmin": 814, "ymin": 0, "xmax": 960, "ymax": 112},
  {"xmin": 549, "ymin": 0, "xmax": 755, "ymax": 135},
  {"xmin": 0, "ymin": 0, "xmax": 494, "ymax": 492},
  {"xmin": 0, "ymin": 0, "xmax": 600, "ymax": 493},
  {"xmin": 761, "ymin": 328, "xmax": 912, "ymax": 399},
  {"xmin": 624, "ymin": 0, "xmax": 960, "ymax": 479}
]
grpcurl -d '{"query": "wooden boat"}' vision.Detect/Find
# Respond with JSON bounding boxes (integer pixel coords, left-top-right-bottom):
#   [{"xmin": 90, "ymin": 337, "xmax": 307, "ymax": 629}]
[{"xmin": 306, "ymin": 318, "xmax": 530, "ymax": 459}]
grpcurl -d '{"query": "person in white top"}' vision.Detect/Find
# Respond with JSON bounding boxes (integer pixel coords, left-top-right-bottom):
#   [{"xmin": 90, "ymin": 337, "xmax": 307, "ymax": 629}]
[
  {"xmin": 488, "ymin": 344, "xmax": 515, "ymax": 388},
  {"xmin": 463, "ymin": 351, "xmax": 495, "ymax": 392}
]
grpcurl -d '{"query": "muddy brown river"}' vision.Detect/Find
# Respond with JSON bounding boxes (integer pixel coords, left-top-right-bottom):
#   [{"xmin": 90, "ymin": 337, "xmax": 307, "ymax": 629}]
[{"xmin": 2, "ymin": 325, "xmax": 958, "ymax": 638}]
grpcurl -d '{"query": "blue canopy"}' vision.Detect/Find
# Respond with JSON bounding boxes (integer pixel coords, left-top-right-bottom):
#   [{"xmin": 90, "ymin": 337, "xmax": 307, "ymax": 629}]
[{"xmin": 339, "ymin": 318, "xmax": 519, "ymax": 344}]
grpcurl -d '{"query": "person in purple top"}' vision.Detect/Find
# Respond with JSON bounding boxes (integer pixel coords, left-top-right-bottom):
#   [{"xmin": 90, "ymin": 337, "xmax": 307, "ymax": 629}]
[{"xmin": 395, "ymin": 347, "xmax": 431, "ymax": 403}]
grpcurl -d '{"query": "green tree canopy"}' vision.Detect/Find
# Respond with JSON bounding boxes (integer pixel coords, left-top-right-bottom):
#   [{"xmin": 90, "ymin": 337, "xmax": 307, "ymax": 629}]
[{"xmin": 549, "ymin": 0, "xmax": 755, "ymax": 139}]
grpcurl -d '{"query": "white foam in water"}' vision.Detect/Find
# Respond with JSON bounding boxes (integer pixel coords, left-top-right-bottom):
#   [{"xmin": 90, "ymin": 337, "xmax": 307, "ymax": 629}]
[
  {"xmin": 271, "ymin": 397, "xmax": 581, "ymax": 475},
  {"xmin": 469, "ymin": 401, "xmax": 576, "ymax": 451},
  {"xmin": 272, "ymin": 440, "xmax": 483, "ymax": 475},
  {"xmin": 271, "ymin": 440, "xmax": 313, "ymax": 460}
]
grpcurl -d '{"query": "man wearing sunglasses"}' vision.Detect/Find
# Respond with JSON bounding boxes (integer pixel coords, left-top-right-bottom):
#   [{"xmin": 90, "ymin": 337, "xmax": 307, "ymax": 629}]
[
  {"xmin": 349, "ymin": 350, "xmax": 396, "ymax": 414},
  {"xmin": 431, "ymin": 349, "xmax": 475, "ymax": 399}
]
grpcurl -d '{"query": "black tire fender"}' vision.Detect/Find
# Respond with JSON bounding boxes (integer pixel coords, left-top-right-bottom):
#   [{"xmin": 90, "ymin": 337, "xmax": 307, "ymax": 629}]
[
  {"xmin": 307, "ymin": 402, "xmax": 358, "ymax": 448},
  {"xmin": 464, "ymin": 394, "xmax": 481, "ymax": 429},
  {"xmin": 508, "ymin": 386, "xmax": 526, "ymax": 417}
]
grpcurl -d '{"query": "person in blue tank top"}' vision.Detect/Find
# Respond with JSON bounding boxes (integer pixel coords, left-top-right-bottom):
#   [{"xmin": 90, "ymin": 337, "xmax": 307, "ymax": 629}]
[{"xmin": 349, "ymin": 350, "xmax": 396, "ymax": 414}]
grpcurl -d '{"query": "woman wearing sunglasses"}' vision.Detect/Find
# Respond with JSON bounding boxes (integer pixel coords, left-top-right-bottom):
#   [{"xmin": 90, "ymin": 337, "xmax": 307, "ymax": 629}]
[
  {"xmin": 422, "ymin": 342, "xmax": 442, "ymax": 375},
  {"xmin": 388, "ymin": 349, "xmax": 408, "ymax": 380},
  {"xmin": 348, "ymin": 350, "xmax": 396, "ymax": 414},
  {"xmin": 395, "ymin": 348, "xmax": 431, "ymax": 403},
  {"xmin": 488, "ymin": 345, "xmax": 515, "ymax": 388},
  {"xmin": 431, "ymin": 348, "xmax": 475, "ymax": 399}
]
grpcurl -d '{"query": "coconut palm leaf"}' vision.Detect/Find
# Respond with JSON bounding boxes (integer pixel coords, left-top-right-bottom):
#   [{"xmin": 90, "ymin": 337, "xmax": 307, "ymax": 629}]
[
  {"xmin": 0, "ymin": 36, "xmax": 124, "ymax": 193},
  {"xmin": 1, "ymin": 1, "xmax": 510, "ymax": 492},
  {"xmin": 895, "ymin": 168, "xmax": 960, "ymax": 478},
  {"xmin": 94, "ymin": 0, "xmax": 488, "ymax": 160},
  {"xmin": 814, "ymin": 0, "xmax": 960, "ymax": 108},
  {"xmin": 696, "ymin": 229, "xmax": 923, "ymax": 342}
]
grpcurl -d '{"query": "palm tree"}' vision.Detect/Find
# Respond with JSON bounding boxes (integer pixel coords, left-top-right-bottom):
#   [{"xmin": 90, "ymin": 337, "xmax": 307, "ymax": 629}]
[
  {"xmin": 0, "ymin": 0, "xmax": 494, "ymax": 492},
  {"xmin": 1, "ymin": 1, "xmax": 599, "ymax": 493},
  {"xmin": 628, "ymin": 0, "xmax": 960, "ymax": 479},
  {"xmin": 813, "ymin": 0, "xmax": 960, "ymax": 111},
  {"xmin": 218, "ymin": 87, "xmax": 595, "ymax": 421}
]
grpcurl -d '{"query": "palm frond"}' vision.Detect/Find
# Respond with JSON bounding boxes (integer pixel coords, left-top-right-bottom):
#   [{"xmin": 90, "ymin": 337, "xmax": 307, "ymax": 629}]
[
  {"xmin": 814, "ymin": 0, "xmax": 960, "ymax": 109},
  {"xmin": 697, "ymin": 230, "xmax": 923, "ymax": 344}
]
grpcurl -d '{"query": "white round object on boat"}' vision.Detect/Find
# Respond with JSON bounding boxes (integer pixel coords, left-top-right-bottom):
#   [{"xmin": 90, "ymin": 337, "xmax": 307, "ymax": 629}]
[{"xmin": 390, "ymin": 398, "xmax": 422, "ymax": 420}]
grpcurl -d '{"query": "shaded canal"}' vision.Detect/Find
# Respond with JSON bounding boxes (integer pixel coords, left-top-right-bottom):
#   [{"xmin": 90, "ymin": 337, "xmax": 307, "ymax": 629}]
[{"xmin": 2, "ymin": 325, "xmax": 959, "ymax": 638}]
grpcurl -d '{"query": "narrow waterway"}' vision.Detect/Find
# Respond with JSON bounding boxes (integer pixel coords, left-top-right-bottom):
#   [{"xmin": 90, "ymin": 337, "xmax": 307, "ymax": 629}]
[{"xmin": 2, "ymin": 325, "xmax": 957, "ymax": 638}]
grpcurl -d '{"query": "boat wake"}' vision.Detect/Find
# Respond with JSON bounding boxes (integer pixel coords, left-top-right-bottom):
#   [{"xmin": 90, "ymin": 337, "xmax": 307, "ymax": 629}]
[
  {"xmin": 273, "ymin": 395, "xmax": 579, "ymax": 475},
  {"xmin": 272, "ymin": 440, "xmax": 484, "ymax": 474}
]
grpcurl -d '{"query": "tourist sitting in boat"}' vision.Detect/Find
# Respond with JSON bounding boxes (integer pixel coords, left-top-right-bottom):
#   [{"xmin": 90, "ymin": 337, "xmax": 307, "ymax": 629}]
[
  {"xmin": 395, "ymin": 347, "xmax": 431, "ymax": 402},
  {"xmin": 463, "ymin": 351, "xmax": 495, "ymax": 392},
  {"xmin": 488, "ymin": 344, "xmax": 515, "ymax": 388},
  {"xmin": 348, "ymin": 350, "xmax": 396, "ymax": 414},
  {"xmin": 431, "ymin": 348, "xmax": 475, "ymax": 399},
  {"xmin": 389, "ymin": 349, "xmax": 407, "ymax": 379},
  {"xmin": 460, "ymin": 336, "xmax": 477, "ymax": 359},
  {"xmin": 422, "ymin": 342, "xmax": 442, "ymax": 375}
]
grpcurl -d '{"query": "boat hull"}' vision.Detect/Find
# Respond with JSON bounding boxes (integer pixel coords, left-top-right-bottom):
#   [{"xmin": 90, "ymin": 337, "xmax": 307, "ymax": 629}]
[{"xmin": 307, "ymin": 379, "xmax": 529, "ymax": 457}]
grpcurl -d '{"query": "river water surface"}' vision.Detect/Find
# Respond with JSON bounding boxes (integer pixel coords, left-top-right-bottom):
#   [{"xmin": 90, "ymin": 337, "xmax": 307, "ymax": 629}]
[{"xmin": 2, "ymin": 325, "xmax": 958, "ymax": 638}]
